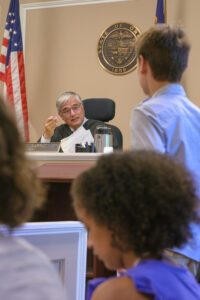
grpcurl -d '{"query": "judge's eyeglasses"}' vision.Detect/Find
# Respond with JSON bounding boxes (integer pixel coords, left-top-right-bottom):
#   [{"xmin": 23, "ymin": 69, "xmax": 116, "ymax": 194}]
[{"xmin": 61, "ymin": 104, "xmax": 81, "ymax": 116}]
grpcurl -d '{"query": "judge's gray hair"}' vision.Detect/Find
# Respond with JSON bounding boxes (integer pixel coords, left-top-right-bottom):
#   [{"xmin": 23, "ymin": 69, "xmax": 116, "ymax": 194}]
[{"xmin": 56, "ymin": 91, "xmax": 82, "ymax": 113}]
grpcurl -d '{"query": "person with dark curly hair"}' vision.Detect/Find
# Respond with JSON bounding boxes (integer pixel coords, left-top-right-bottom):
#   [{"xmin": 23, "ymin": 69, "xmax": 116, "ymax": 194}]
[
  {"xmin": 130, "ymin": 24, "xmax": 200, "ymax": 277},
  {"xmin": 0, "ymin": 98, "xmax": 66, "ymax": 299},
  {"xmin": 71, "ymin": 151, "xmax": 200, "ymax": 300}
]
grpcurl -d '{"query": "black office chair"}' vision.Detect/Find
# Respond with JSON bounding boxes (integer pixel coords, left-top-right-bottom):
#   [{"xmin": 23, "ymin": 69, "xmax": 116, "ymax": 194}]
[{"xmin": 82, "ymin": 98, "xmax": 123, "ymax": 149}]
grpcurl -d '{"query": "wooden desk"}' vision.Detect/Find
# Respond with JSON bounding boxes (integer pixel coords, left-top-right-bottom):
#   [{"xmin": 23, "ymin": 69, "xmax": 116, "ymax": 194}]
[
  {"xmin": 26, "ymin": 152, "xmax": 101, "ymax": 167},
  {"xmin": 36, "ymin": 162, "xmax": 93, "ymax": 182},
  {"xmin": 33, "ymin": 162, "xmax": 93, "ymax": 221},
  {"xmin": 32, "ymin": 161, "xmax": 114, "ymax": 279}
]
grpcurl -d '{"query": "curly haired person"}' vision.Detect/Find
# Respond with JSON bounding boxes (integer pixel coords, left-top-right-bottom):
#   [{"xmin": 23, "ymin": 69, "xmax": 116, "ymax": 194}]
[
  {"xmin": 71, "ymin": 151, "xmax": 200, "ymax": 300},
  {"xmin": 0, "ymin": 98, "xmax": 66, "ymax": 299}
]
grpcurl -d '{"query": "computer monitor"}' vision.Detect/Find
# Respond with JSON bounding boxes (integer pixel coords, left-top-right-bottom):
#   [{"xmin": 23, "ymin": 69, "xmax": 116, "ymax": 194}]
[{"xmin": 11, "ymin": 221, "xmax": 87, "ymax": 300}]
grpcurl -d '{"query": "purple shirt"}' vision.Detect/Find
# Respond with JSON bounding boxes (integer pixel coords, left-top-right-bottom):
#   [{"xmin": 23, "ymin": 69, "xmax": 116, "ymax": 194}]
[{"xmin": 87, "ymin": 259, "xmax": 200, "ymax": 300}]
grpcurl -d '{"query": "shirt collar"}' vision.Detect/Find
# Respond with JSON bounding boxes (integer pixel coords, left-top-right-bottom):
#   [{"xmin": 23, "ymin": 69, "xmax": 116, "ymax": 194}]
[
  {"xmin": 152, "ymin": 83, "xmax": 186, "ymax": 98},
  {"xmin": 69, "ymin": 117, "xmax": 88, "ymax": 132}
]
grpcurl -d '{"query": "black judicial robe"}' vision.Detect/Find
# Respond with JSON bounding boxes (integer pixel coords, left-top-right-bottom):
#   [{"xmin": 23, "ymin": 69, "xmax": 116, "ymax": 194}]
[{"xmin": 39, "ymin": 119, "xmax": 121, "ymax": 150}]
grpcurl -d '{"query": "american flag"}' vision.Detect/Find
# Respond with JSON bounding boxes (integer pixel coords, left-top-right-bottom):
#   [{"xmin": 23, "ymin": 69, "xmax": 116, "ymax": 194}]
[{"xmin": 0, "ymin": 0, "xmax": 29, "ymax": 141}]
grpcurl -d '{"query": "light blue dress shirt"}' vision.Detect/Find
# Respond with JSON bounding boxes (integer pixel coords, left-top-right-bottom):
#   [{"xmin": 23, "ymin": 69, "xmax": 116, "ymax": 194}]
[{"xmin": 130, "ymin": 83, "xmax": 200, "ymax": 262}]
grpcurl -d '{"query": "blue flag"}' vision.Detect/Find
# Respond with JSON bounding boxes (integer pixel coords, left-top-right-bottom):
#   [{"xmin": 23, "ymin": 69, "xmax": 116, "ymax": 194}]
[{"xmin": 155, "ymin": 0, "xmax": 165, "ymax": 23}]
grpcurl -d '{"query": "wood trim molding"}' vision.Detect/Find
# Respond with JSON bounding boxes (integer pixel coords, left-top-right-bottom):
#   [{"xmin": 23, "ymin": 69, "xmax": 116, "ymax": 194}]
[{"xmin": 21, "ymin": 0, "xmax": 133, "ymax": 10}]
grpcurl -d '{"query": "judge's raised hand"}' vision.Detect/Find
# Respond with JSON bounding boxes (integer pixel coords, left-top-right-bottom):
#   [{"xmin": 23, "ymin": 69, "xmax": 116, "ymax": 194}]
[{"xmin": 43, "ymin": 116, "xmax": 58, "ymax": 139}]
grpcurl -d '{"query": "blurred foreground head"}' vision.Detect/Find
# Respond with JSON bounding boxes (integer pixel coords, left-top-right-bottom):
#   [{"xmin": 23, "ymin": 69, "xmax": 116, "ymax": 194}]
[
  {"xmin": 0, "ymin": 98, "xmax": 45, "ymax": 228},
  {"xmin": 71, "ymin": 150, "xmax": 199, "ymax": 259}
]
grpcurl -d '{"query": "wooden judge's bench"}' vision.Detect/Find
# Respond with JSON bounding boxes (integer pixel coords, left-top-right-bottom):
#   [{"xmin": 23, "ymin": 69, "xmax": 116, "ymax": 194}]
[{"xmin": 26, "ymin": 152, "xmax": 114, "ymax": 279}]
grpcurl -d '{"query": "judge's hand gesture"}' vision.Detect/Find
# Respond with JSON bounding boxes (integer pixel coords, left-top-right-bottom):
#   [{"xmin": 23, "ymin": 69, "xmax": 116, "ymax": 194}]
[{"xmin": 43, "ymin": 116, "xmax": 58, "ymax": 139}]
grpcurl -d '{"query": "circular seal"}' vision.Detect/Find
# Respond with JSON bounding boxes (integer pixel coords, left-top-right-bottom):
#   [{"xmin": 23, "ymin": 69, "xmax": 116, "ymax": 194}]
[{"xmin": 97, "ymin": 22, "xmax": 141, "ymax": 75}]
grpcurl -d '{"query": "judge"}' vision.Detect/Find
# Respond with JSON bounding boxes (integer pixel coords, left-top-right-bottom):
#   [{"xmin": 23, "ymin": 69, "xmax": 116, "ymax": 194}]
[{"xmin": 39, "ymin": 91, "xmax": 120, "ymax": 150}]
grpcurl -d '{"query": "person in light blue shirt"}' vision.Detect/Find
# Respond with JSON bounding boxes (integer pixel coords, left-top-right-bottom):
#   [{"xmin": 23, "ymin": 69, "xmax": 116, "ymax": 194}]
[{"xmin": 130, "ymin": 24, "xmax": 200, "ymax": 279}]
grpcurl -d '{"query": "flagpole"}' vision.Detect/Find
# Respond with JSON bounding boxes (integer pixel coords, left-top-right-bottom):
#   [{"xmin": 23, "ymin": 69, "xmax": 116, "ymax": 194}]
[{"xmin": 164, "ymin": 0, "xmax": 167, "ymax": 23}]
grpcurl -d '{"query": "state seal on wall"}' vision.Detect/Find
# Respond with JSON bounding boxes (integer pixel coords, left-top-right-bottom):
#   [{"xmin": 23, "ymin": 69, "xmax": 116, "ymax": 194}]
[{"xmin": 97, "ymin": 22, "xmax": 141, "ymax": 75}]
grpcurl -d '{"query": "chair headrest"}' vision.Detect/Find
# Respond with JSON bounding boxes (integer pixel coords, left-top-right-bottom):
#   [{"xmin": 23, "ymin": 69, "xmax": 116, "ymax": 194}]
[{"xmin": 82, "ymin": 98, "xmax": 115, "ymax": 122}]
